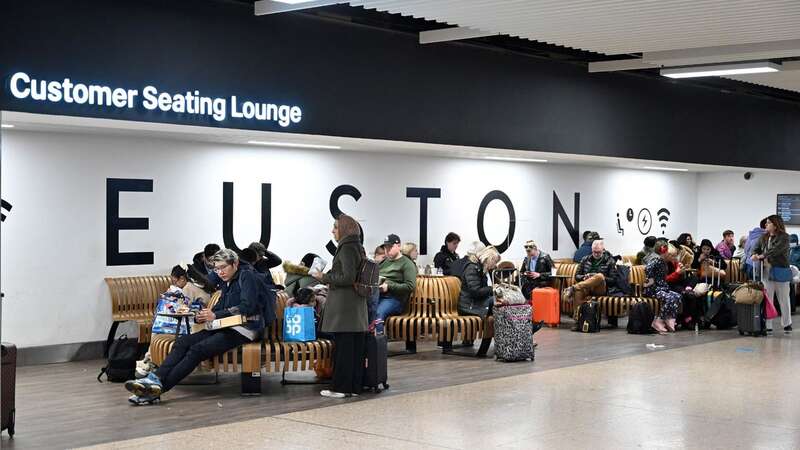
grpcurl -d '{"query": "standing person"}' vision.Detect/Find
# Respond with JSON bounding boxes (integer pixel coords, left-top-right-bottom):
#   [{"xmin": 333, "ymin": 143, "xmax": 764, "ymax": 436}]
[
  {"xmin": 752, "ymin": 215, "xmax": 793, "ymax": 334},
  {"xmin": 645, "ymin": 243, "xmax": 683, "ymax": 333},
  {"xmin": 520, "ymin": 240, "xmax": 554, "ymax": 299},
  {"xmin": 312, "ymin": 214, "xmax": 368, "ymax": 398},
  {"xmin": 743, "ymin": 218, "xmax": 768, "ymax": 279},
  {"xmin": 715, "ymin": 230, "xmax": 736, "ymax": 260},
  {"xmin": 434, "ymin": 232, "xmax": 461, "ymax": 275}
]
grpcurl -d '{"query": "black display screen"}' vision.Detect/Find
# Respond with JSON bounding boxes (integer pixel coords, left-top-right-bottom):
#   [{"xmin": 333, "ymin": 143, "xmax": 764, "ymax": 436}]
[{"xmin": 777, "ymin": 194, "xmax": 800, "ymax": 225}]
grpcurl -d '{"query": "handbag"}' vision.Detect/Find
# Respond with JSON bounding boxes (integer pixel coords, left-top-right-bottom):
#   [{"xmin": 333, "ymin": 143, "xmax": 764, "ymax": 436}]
[
  {"xmin": 770, "ymin": 266, "xmax": 793, "ymax": 283},
  {"xmin": 764, "ymin": 290, "xmax": 779, "ymax": 320},
  {"xmin": 733, "ymin": 264, "xmax": 765, "ymax": 304},
  {"xmin": 493, "ymin": 267, "xmax": 528, "ymax": 305}
]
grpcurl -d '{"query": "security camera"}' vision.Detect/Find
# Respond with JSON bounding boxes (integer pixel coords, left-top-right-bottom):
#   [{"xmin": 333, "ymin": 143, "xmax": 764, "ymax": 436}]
[{"xmin": 744, "ymin": 172, "xmax": 753, "ymax": 180}]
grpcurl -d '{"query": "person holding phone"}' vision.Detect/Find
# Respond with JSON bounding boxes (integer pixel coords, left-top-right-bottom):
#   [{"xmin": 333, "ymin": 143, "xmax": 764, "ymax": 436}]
[{"xmin": 520, "ymin": 240, "xmax": 554, "ymax": 299}]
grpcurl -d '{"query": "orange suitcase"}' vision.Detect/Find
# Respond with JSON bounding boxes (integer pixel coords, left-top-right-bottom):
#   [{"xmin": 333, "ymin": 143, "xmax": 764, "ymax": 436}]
[{"xmin": 532, "ymin": 287, "xmax": 560, "ymax": 327}]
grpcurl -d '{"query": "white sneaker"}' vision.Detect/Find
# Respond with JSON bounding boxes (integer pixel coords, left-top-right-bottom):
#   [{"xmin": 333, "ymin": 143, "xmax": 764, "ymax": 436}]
[
  {"xmin": 135, "ymin": 360, "xmax": 157, "ymax": 378},
  {"xmin": 320, "ymin": 390, "xmax": 346, "ymax": 398}
]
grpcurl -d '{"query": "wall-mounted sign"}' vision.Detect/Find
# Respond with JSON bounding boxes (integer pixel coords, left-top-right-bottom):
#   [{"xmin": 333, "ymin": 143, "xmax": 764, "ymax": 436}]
[{"xmin": 7, "ymin": 71, "xmax": 303, "ymax": 127}]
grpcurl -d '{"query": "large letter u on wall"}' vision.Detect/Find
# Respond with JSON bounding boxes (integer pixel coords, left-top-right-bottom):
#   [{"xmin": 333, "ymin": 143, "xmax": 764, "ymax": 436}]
[{"xmin": 222, "ymin": 182, "xmax": 272, "ymax": 252}]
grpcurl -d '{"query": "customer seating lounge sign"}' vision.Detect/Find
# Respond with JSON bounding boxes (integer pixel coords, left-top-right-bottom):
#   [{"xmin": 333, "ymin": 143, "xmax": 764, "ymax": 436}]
[{"xmin": 7, "ymin": 71, "xmax": 303, "ymax": 127}]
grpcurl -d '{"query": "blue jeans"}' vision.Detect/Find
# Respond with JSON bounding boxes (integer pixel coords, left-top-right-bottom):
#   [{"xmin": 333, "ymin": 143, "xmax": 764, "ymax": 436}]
[{"xmin": 369, "ymin": 293, "xmax": 405, "ymax": 333}]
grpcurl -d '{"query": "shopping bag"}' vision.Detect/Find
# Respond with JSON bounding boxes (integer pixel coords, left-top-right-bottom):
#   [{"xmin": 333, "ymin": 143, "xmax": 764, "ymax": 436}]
[
  {"xmin": 151, "ymin": 293, "xmax": 193, "ymax": 335},
  {"xmin": 283, "ymin": 307, "xmax": 316, "ymax": 342},
  {"xmin": 763, "ymin": 290, "xmax": 779, "ymax": 320}
]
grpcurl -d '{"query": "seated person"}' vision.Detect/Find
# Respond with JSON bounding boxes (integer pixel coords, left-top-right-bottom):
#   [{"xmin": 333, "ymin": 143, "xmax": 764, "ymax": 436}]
[
  {"xmin": 573, "ymin": 231, "xmax": 597, "ymax": 263},
  {"xmin": 676, "ymin": 233, "xmax": 698, "ymax": 253},
  {"xmin": 691, "ymin": 239, "xmax": 727, "ymax": 280},
  {"xmin": 136, "ymin": 264, "xmax": 214, "ymax": 378},
  {"xmin": 449, "ymin": 241, "xmax": 485, "ymax": 280},
  {"xmin": 635, "ymin": 236, "xmax": 658, "ymax": 265},
  {"xmin": 283, "ymin": 253, "xmax": 324, "ymax": 299},
  {"xmin": 564, "ymin": 240, "xmax": 617, "ymax": 326},
  {"xmin": 789, "ymin": 234, "xmax": 800, "ymax": 268},
  {"xmin": 191, "ymin": 243, "xmax": 220, "ymax": 285},
  {"xmin": 645, "ymin": 243, "xmax": 683, "ymax": 333},
  {"xmin": 247, "ymin": 241, "xmax": 283, "ymax": 273},
  {"xmin": 371, "ymin": 234, "xmax": 417, "ymax": 333},
  {"xmin": 715, "ymin": 230, "xmax": 735, "ymax": 260},
  {"xmin": 124, "ymin": 249, "xmax": 268, "ymax": 405},
  {"xmin": 520, "ymin": 240, "xmax": 554, "ymax": 299},
  {"xmin": 374, "ymin": 245, "xmax": 386, "ymax": 264},
  {"xmin": 732, "ymin": 235, "xmax": 747, "ymax": 260},
  {"xmin": 433, "ymin": 232, "xmax": 461, "ymax": 275},
  {"xmin": 401, "ymin": 242, "xmax": 419, "ymax": 263},
  {"xmin": 457, "ymin": 246, "xmax": 501, "ymax": 356}
]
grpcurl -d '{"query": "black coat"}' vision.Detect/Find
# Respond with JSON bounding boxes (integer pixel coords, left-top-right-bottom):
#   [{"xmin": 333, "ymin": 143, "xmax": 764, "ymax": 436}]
[
  {"xmin": 521, "ymin": 252, "xmax": 554, "ymax": 289},
  {"xmin": 576, "ymin": 253, "xmax": 617, "ymax": 288},
  {"xmin": 433, "ymin": 246, "xmax": 459, "ymax": 275},
  {"xmin": 458, "ymin": 261, "xmax": 494, "ymax": 319}
]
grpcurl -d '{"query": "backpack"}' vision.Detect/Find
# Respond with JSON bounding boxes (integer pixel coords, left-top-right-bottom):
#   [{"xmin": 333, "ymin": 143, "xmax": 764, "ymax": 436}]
[
  {"xmin": 241, "ymin": 270, "xmax": 278, "ymax": 326},
  {"xmin": 710, "ymin": 295, "xmax": 737, "ymax": 330},
  {"xmin": 97, "ymin": 333, "xmax": 138, "ymax": 383},
  {"xmin": 575, "ymin": 301, "xmax": 601, "ymax": 333},
  {"xmin": 354, "ymin": 245, "xmax": 380, "ymax": 298},
  {"xmin": 627, "ymin": 301, "xmax": 654, "ymax": 334},
  {"xmin": 614, "ymin": 264, "xmax": 633, "ymax": 296}
]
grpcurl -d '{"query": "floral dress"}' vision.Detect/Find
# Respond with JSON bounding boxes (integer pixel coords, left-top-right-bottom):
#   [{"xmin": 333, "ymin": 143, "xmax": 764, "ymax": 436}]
[{"xmin": 644, "ymin": 258, "xmax": 682, "ymax": 320}]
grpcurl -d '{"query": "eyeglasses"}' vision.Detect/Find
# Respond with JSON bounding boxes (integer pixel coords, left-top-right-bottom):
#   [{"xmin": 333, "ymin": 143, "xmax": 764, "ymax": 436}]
[
  {"xmin": 524, "ymin": 246, "xmax": 535, "ymax": 250},
  {"xmin": 213, "ymin": 263, "xmax": 231, "ymax": 273}
]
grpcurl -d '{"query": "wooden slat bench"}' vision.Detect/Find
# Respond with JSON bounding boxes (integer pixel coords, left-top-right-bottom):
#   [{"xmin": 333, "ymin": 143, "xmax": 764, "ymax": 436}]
[
  {"xmin": 150, "ymin": 291, "xmax": 334, "ymax": 395},
  {"xmin": 556, "ymin": 263, "xmax": 661, "ymax": 317},
  {"xmin": 104, "ymin": 276, "xmax": 172, "ymax": 351},
  {"xmin": 385, "ymin": 276, "xmax": 484, "ymax": 354}
]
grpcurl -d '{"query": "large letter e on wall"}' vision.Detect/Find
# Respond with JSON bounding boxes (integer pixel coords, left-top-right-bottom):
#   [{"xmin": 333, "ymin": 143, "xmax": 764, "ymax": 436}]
[{"xmin": 106, "ymin": 178, "xmax": 154, "ymax": 266}]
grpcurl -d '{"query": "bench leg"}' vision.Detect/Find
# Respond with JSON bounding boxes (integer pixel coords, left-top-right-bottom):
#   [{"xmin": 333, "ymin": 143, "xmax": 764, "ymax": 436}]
[
  {"xmin": 442, "ymin": 337, "xmax": 491, "ymax": 358},
  {"xmin": 388, "ymin": 339, "xmax": 416, "ymax": 357},
  {"xmin": 241, "ymin": 371, "xmax": 262, "ymax": 395}
]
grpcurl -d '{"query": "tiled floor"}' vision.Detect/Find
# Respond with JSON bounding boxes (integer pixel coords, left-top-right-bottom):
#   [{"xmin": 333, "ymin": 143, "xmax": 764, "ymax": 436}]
[{"xmin": 73, "ymin": 331, "xmax": 799, "ymax": 450}]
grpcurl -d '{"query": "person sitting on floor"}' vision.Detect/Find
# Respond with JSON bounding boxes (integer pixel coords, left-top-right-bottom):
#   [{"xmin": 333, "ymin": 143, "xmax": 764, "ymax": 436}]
[
  {"xmin": 135, "ymin": 264, "xmax": 214, "ymax": 378},
  {"xmin": 283, "ymin": 253, "xmax": 324, "ymax": 299},
  {"xmin": 635, "ymin": 236, "xmax": 658, "ymax": 265},
  {"xmin": 715, "ymin": 230, "xmax": 736, "ymax": 260},
  {"xmin": 520, "ymin": 240, "xmax": 554, "ymax": 299},
  {"xmin": 124, "ymin": 249, "xmax": 270, "ymax": 405},
  {"xmin": 433, "ymin": 232, "xmax": 461, "ymax": 275},
  {"xmin": 370, "ymin": 234, "xmax": 417, "ymax": 333},
  {"xmin": 691, "ymin": 239, "xmax": 727, "ymax": 280},
  {"xmin": 573, "ymin": 231, "xmax": 598, "ymax": 263},
  {"xmin": 564, "ymin": 239, "xmax": 618, "ymax": 329},
  {"xmin": 646, "ymin": 243, "xmax": 683, "ymax": 333}
]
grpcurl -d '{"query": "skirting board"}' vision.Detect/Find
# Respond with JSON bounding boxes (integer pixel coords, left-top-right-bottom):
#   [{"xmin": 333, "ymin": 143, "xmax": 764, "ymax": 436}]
[{"xmin": 17, "ymin": 340, "xmax": 106, "ymax": 366}]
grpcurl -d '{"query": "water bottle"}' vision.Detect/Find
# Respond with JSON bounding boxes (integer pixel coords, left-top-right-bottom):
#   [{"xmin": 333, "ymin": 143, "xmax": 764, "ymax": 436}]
[{"xmin": 694, "ymin": 322, "xmax": 699, "ymax": 335}]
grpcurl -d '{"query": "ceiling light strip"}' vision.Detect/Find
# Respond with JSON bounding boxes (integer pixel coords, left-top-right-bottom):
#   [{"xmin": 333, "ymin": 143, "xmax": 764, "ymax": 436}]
[{"xmin": 247, "ymin": 140, "xmax": 341, "ymax": 149}]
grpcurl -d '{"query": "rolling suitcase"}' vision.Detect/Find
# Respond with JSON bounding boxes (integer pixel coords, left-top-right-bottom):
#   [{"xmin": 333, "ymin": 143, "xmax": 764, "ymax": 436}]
[
  {"xmin": 1, "ymin": 343, "xmax": 16, "ymax": 437},
  {"xmin": 532, "ymin": 287, "xmax": 560, "ymax": 327},
  {"xmin": 363, "ymin": 333, "xmax": 388, "ymax": 392},
  {"xmin": 737, "ymin": 302, "xmax": 765, "ymax": 336},
  {"xmin": 493, "ymin": 304, "xmax": 535, "ymax": 362}
]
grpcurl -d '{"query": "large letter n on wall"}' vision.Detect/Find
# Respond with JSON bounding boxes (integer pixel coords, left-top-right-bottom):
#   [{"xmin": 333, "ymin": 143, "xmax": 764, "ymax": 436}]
[
  {"xmin": 552, "ymin": 191, "xmax": 580, "ymax": 251},
  {"xmin": 106, "ymin": 178, "xmax": 154, "ymax": 266}
]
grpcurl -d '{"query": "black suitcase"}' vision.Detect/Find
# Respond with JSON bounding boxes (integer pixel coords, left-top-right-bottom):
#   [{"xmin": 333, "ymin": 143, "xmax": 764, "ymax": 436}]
[
  {"xmin": 575, "ymin": 301, "xmax": 601, "ymax": 333},
  {"xmin": 1, "ymin": 343, "xmax": 17, "ymax": 437},
  {"xmin": 737, "ymin": 302, "xmax": 765, "ymax": 336},
  {"xmin": 363, "ymin": 333, "xmax": 388, "ymax": 392}
]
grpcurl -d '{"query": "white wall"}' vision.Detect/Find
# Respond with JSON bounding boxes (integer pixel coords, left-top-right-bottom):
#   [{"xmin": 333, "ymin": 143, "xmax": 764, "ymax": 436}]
[
  {"xmin": 696, "ymin": 171, "xmax": 800, "ymax": 244},
  {"xmin": 1, "ymin": 130, "xmax": 699, "ymax": 348}
]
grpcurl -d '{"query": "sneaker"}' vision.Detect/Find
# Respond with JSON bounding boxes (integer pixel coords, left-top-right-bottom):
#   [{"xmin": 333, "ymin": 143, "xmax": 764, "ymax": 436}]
[
  {"xmin": 135, "ymin": 360, "xmax": 157, "ymax": 379},
  {"xmin": 320, "ymin": 390, "xmax": 346, "ymax": 399},
  {"xmin": 128, "ymin": 393, "xmax": 160, "ymax": 406},
  {"xmin": 125, "ymin": 372, "xmax": 163, "ymax": 397},
  {"xmin": 766, "ymin": 329, "xmax": 774, "ymax": 336},
  {"xmin": 784, "ymin": 325, "xmax": 793, "ymax": 334}
]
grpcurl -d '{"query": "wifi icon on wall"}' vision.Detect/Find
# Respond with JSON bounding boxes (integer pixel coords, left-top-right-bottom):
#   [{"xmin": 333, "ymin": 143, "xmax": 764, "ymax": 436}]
[
  {"xmin": 657, "ymin": 208, "xmax": 671, "ymax": 235},
  {"xmin": 0, "ymin": 199, "xmax": 11, "ymax": 222}
]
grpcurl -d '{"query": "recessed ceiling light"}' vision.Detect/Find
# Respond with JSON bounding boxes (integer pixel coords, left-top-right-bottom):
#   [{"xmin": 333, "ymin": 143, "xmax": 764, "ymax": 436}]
[
  {"xmin": 661, "ymin": 62, "xmax": 780, "ymax": 79},
  {"xmin": 247, "ymin": 140, "xmax": 341, "ymax": 150},
  {"xmin": 642, "ymin": 165, "xmax": 689, "ymax": 172},
  {"xmin": 485, "ymin": 156, "xmax": 547, "ymax": 163},
  {"xmin": 1, "ymin": 124, "xmax": 14, "ymax": 129}
]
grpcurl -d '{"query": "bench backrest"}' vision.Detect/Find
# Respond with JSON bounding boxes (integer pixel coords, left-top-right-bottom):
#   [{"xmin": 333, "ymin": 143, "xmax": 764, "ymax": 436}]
[{"xmin": 105, "ymin": 276, "xmax": 172, "ymax": 321}]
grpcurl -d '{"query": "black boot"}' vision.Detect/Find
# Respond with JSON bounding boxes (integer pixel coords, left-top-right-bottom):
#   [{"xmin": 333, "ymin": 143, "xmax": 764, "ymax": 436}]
[{"xmin": 531, "ymin": 320, "xmax": 545, "ymax": 334}]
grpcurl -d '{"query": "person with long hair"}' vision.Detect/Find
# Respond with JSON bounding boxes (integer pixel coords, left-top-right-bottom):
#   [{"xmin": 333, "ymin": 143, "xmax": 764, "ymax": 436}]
[
  {"xmin": 645, "ymin": 243, "xmax": 683, "ymax": 333},
  {"xmin": 312, "ymin": 214, "xmax": 369, "ymax": 397},
  {"xmin": 752, "ymin": 215, "xmax": 793, "ymax": 334}
]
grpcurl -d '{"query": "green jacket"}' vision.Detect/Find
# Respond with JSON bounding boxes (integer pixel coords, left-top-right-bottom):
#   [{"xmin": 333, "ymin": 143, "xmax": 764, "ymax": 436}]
[
  {"xmin": 379, "ymin": 255, "xmax": 417, "ymax": 305},
  {"xmin": 320, "ymin": 235, "xmax": 368, "ymax": 333},
  {"xmin": 282, "ymin": 261, "xmax": 317, "ymax": 298}
]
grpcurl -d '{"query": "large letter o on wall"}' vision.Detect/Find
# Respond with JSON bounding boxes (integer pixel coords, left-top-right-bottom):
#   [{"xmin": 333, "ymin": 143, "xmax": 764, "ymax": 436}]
[{"xmin": 477, "ymin": 190, "xmax": 516, "ymax": 254}]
